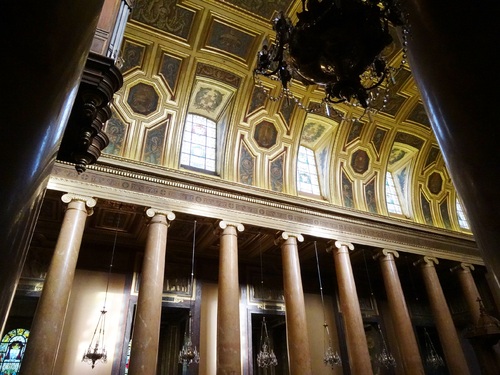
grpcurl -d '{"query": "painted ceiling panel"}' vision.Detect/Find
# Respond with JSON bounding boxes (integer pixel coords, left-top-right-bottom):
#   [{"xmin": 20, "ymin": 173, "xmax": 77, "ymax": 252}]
[{"xmin": 103, "ymin": 0, "xmax": 470, "ymax": 234}]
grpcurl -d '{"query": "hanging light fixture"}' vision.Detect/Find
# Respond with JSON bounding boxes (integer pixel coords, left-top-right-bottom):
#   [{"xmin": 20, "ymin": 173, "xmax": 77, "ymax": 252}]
[
  {"xmin": 253, "ymin": 0, "xmax": 407, "ymax": 119},
  {"xmin": 362, "ymin": 250, "xmax": 396, "ymax": 368},
  {"xmin": 424, "ymin": 328, "xmax": 445, "ymax": 369},
  {"xmin": 178, "ymin": 220, "xmax": 200, "ymax": 367},
  {"xmin": 256, "ymin": 233, "xmax": 278, "ymax": 369},
  {"xmin": 404, "ymin": 256, "xmax": 443, "ymax": 369},
  {"xmin": 376, "ymin": 323, "xmax": 396, "ymax": 368},
  {"xmin": 257, "ymin": 317, "xmax": 278, "ymax": 368},
  {"xmin": 314, "ymin": 241, "xmax": 342, "ymax": 367},
  {"xmin": 82, "ymin": 209, "xmax": 121, "ymax": 369}
]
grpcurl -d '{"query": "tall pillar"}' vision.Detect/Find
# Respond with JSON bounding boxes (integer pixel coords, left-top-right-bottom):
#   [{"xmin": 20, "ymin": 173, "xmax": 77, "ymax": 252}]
[
  {"xmin": 451, "ymin": 263, "xmax": 481, "ymax": 324},
  {"xmin": 1, "ymin": 0, "xmax": 105, "ymax": 336},
  {"xmin": 128, "ymin": 208, "xmax": 175, "ymax": 375},
  {"xmin": 216, "ymin": 220, "xmax": 244, "ymax": 375},
  {"xmin": 275, "ymin": 232, "xmax": 312, "ymax": 375},
  {"xmin": 452, "ymin": 263, "xmax": 500, "ymax": 375},
  {"xmin": 415, "ymin": 256, "xmax": 470, "ymax": 375},
  {"xmin": 20, "ymin": 194, "xmax": 96, "ymax": 375},
  {"xmin": 375, "ymin": 249, "xmax": 424, "ymax": 374},
  {"xmin": 330, "ymin": 240, "xmax": 373, "ymax": 375},
  {"xmin": 401, "ymin": 0, "xmax": 500, "ymax": 283}
]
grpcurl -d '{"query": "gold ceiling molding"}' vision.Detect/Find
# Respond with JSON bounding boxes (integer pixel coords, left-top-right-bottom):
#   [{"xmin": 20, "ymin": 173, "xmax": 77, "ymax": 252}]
[{"xmin": 48, "ymin": 161, "xmax": 479, "ymax": 265}]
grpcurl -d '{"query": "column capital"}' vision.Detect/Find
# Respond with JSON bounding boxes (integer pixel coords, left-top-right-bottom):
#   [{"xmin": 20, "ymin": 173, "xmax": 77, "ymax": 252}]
[
  {"xmin": 450, "ymin": 262, "xmax": 475, "ymax": 273},
  {"xmin": 145, "ymin": 208, "xmax": 176, "ymax": 221},
  {"xmin": 61, "ymin": 193, "xmax": 96, "ymax": 208},
  {"xmin": 274, "ymin": 231, "xmax": 304, "ymax": 246},
  {"xmin": 334, "ymin": 240, "xmax": 354, "ymax": 250},
  {"xmin": 325, "ymin": 240, "xmax": 354, "ymax": 252},
  {"xmin": 414, "ymin": 255, "xmax": 439, "ymax": 267},
  {"xmin": 218, "ymin": 220, "xmax": 244, "ymax": 232},
  {"xmin": 374, "ymin": 249, "xmax": 400, "ymax": 260}
]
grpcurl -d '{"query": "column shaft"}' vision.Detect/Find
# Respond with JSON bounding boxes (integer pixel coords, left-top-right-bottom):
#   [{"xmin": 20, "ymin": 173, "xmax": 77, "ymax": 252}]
[
  {"xmin": 453, "ymin": 264, "xmax": 500, "ymax": 375},
  {"xmin": 401, "ymin": 0, "xmax": 500, "ymax": 282},
  {"xmin": 454, "ymin": 264, "xmax": 481, "ymax": 324},
  {"xmin": 217, "ymin": 222, "xmax": 242, "ymax": 375},
  {"xmin": 1, "ymin": 0, "xmax": 105, "ymax": 336},
  {"xmin": 278, "ymin": 233, "xmax": 312, "ymax": 375},
  {"xmin": 378, "ymin": 250, "xmax": 424, "ymax": 374},
  {"xmin": 418, "ymin": 258, "xmax": 470, "ymax": 375},
  {"xmin": 128, "ymin": 210, "xmax": 172, "ymax": 375},
  {"xmin": 20, "ymin": 195, "xmax": 94, "ymax": 375},
  {"xmin": 332, "ymin": 241, "xmax": 373, "ymax": 375}
]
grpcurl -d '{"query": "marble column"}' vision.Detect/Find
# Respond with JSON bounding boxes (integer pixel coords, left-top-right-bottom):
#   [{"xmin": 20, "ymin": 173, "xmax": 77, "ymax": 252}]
[
  {"xmin": 216, "ymin": 220, "xmax": 244, "ymax": 375},
  {"xmin": 276, "ymin": 232, "xmax": 312, "ymax": 375},
  {"xmin": 452, "ymin": 263, "xmax": 500, "ymax": 375},
  {"xmin": 20, "ymin": 194, "xmax": 96, "ymax": 375},
  {"xmin": 401, "ymin": 0, "xmax": 500, "ymax": 285},
  {"xmin": 330, "ymin": 241, "xmax": 373, "ymax": 375},
  {"xmin": 451, "ymin": 263, "xmax": 482, "ymax": 324},
  {"xmin": 375, "ymin": 249, "xmax": 424, "ymax": 374},
  {"xmin": 128, "ymin": 208, "xmax": 175, "ymax": 375},
  {"xmin": 415, "ymin": 256, "xmax": 470, "ymax": 375},
  {"xmin": 1, "ymin": 0, "xmax": 105, "ymax": 335}
]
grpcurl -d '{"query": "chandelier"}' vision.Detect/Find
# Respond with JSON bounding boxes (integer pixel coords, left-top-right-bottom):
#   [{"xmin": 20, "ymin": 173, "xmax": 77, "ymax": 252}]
[
  {"xmin": 178, "ymin": 311, "xmax": 200, "ymax": 366},
  {"xmin": 424, "ymin": 328, "xmax": 444, "ymax": 369},
  {"xmin": 257, "ymin": 317, "xmax": 278, "ymax": 368},
  {"xmin": 82, "ymin": 209, "xmax": 121, "ymax": 368},
  {"xmin": 361, "ymin": 250, "xmax": 396, "ymax": 368},
  {"xmin": 82, "ymin": 309, "xmax": 108, "ymax": 369},
  {"xmin": 254, "ymin": 0, "xmax": 406, "ymax": 117},
  {"xmin": 256, "ymin": 233, "xmax": 278, "ymax": 369},
  {"xmin": 314, "ymin": 242, "xmax": 342, "ymax": 367},
  {"xmin": 376, "ymin": 324, "xmax": 396, "ymax": 368},
  {"xmin": 178, "ymin": 220, "xmax": 200, "ymax": 367}
]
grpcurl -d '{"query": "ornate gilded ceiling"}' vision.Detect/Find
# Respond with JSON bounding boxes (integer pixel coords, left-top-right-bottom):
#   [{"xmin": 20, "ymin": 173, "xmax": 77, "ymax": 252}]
[{"xmin": 102, "ymin": 0, "xmax": 471, "ymax": 234}]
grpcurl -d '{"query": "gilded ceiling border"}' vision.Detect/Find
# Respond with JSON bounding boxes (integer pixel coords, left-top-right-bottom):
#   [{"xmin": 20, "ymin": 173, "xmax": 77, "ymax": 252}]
[{"xmin": 48, "ymin": 161, "xmax": 480, "ymax": 264}]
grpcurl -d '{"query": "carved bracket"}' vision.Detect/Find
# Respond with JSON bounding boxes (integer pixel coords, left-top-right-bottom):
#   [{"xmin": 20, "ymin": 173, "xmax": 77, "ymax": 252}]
[{"xmin": 58, "ymin": 52, "xmax": 123, "ymax": 173}]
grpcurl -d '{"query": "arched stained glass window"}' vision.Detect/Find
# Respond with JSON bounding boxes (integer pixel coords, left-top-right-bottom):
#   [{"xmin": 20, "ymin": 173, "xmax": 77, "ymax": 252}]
[
  {"xmin": 297, "ymin": 146, "xmax": 321, "ymax": 196},
  {"xmin": 456, "ymin": 198, "xmax": 470, "ymax": 230},
  {"xmin": 180, "ymin": 114, "xmax": 216, "ymax": 173},
  {"xmin": 385, "ymin": 172, "xmax": 403, "ymax": 215},
  {"xmin": 0, "ymin": 328, "xmax": 30, "ymax": 374}
]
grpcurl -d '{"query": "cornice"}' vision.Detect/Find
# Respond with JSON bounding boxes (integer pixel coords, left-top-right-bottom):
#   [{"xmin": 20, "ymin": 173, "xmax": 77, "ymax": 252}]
[{"xmin": 48, "ymin": 161, "xmax": 481, "ymax": 264}]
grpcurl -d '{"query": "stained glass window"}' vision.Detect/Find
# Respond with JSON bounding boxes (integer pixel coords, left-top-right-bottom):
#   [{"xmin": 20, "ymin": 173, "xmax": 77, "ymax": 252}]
[
  {"xmin": 124, "ymin": 339, "xmax": 132, "ymax": 374},
  {"xmin": 0, "ymin": 328, "xmax": 30, "ymax": 375},
  {"xmin": 297, "ymin": 146, "xmax": 321, "ymax": 196},
  {"xmin": 456, "ymin": 198, "xmax": 470, "ymax": 230},
  {"xmin": 180, "ymin": 114, "xmax": 216, "ymax": 172},
  {"xmin": 385, "ymin": 172, "xmax": 403, "ymax": 215}
]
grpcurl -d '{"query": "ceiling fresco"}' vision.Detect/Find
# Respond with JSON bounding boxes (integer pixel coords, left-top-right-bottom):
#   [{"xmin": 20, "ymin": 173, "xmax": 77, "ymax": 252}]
[{"xmin": 102, "ymin": 0, "xmax": 471, "ymax": 234}]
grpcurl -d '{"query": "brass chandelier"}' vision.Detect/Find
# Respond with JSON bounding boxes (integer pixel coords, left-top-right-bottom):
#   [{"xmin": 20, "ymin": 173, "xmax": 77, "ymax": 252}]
[{"xmin": 254, "ymin": 0, "xmax": 407, "ymax": 117}]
